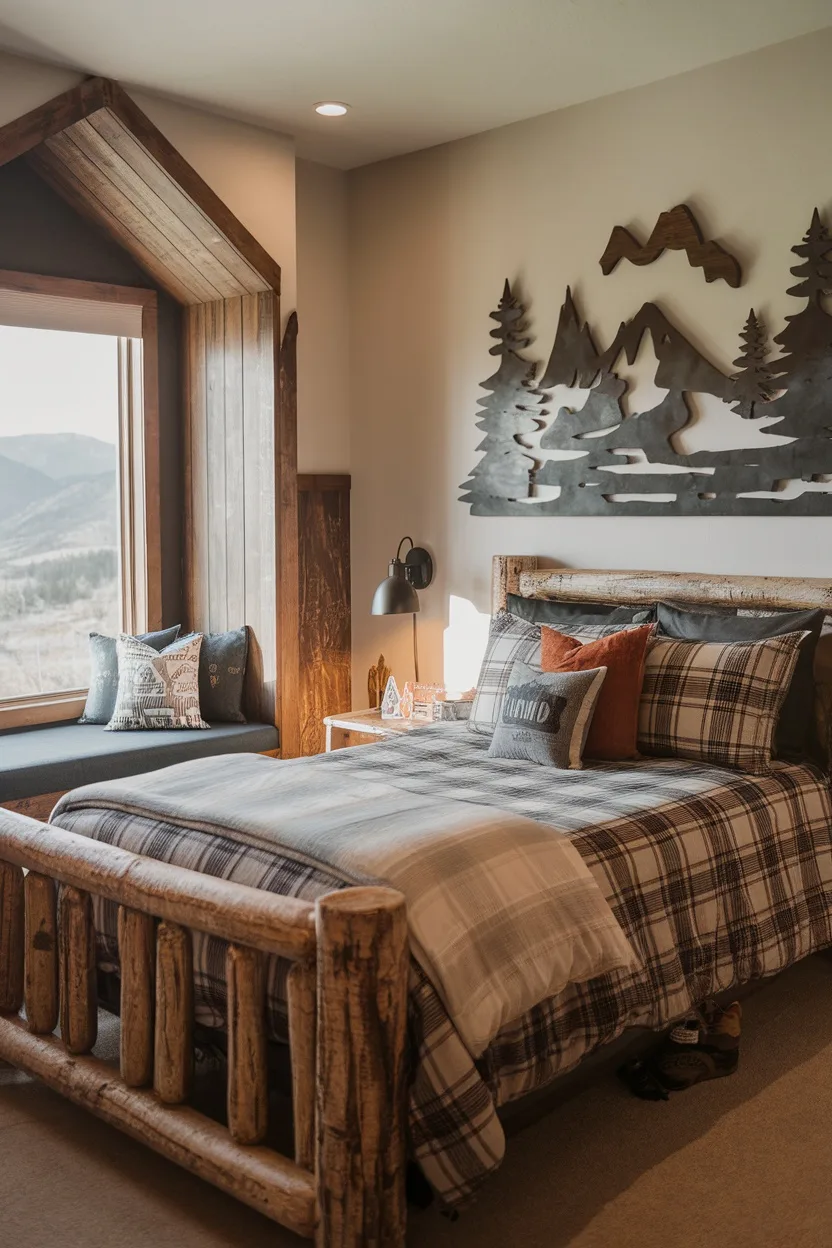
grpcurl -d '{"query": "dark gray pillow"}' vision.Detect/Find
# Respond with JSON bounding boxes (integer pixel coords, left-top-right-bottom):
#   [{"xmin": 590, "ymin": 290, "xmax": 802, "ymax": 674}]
[
  {"xmin": 656, "ymin": 601, "xmax": 825, "ymax": 760},
  {"xmin": 487, "ymin": 661, "xmax": 607, "ymax": 768},
  {"xmin": 79, "ymin": 625, "xmax": 181, "ymax": 724},
  {"xmin": 196, "ymin": 626, "xmax": 249, "ymax": 723},
  {"xmin": 506, "ymin": 593, "xmax": 654, "ymax": 627}
]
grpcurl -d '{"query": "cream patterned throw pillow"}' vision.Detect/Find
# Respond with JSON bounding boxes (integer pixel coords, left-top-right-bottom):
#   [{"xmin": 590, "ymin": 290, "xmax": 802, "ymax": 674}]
[{"xmin": 107, "ymin": 633, "xmax": 209, "ymax": 731}]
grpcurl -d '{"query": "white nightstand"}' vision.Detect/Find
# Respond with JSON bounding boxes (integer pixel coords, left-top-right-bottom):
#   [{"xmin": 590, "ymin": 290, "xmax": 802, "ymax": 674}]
[{"xmin": 323, "ymin": 708, "xmax": 426, "ymax": 752}]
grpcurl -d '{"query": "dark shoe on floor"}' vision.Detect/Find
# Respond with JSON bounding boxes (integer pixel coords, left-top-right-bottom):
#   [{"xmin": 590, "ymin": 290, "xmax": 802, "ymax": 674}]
[{"xmin": 654, "ymin": 1000, "xmax": 741, "ymax": 1091}]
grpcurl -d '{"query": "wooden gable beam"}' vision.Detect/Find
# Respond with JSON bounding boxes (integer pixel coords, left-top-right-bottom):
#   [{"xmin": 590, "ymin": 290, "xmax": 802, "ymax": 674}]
[
  {"xmin": 0, "ymin": 77, "xmax": 281, "ymax": 302},
  {"xmin": 0, "ymin": 77, "xmax": 109, "ymax": 168}
]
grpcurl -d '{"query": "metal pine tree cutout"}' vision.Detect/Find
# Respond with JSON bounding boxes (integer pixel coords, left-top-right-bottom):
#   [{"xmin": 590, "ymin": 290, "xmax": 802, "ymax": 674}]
[{"xmin": 458, "ymin": 280, "xmax": 546, "ymax": 508}]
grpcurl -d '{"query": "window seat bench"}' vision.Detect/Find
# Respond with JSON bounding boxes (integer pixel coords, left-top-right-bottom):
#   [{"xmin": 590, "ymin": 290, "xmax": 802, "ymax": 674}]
[{"xmin": 0, "ymin": 720, "xmax": 280, "ymax": 819}]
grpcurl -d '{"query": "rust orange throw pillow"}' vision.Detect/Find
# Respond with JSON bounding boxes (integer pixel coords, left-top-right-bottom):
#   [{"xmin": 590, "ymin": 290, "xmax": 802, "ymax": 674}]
[{"xmin": 541, "ymin": 624, "xmax": 654, "ymax": 760}]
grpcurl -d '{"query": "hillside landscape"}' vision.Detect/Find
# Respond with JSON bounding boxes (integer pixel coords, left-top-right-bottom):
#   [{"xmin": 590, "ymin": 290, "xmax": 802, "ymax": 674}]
[{"xmin": 0, "ymin": 432, "xmax": 119, "ymax": 698}]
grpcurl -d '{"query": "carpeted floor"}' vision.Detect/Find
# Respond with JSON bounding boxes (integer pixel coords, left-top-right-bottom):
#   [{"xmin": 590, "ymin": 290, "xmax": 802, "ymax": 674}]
[{"xmin": 3, "ymin": 955, "xmax": 832, "ymax": 1247}]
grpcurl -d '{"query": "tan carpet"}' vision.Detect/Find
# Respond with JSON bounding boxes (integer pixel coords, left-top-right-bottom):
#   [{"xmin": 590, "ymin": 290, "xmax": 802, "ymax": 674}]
[{"xmin": 3, "ymin": 955, "xmax": 832, "ymax": 1247}]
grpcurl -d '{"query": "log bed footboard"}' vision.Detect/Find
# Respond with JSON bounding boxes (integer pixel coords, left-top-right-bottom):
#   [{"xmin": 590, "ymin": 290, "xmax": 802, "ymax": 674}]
[{"xmin": 0, "ymin": 809, "xmax": 409, "ymax": 1247}]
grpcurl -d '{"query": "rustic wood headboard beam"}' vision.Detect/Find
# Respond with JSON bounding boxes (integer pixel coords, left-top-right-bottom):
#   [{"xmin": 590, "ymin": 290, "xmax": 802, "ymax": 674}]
[
  {"xmin": 491, "ymin": 555, "xmax": 539, "ymax": 614},
  {"xmin": 515, "ymin": 566, "xmax": 832, "ymax": 613}
]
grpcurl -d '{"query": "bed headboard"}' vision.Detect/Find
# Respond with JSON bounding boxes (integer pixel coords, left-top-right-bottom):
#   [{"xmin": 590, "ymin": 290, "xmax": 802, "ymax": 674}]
[
  {"xmin": 493, "ymin": 555, "xmax": 832, "ymax": 765},
  {"xmin": 491, "ymin": 555, "xmax": 832, "ymax": 616}
]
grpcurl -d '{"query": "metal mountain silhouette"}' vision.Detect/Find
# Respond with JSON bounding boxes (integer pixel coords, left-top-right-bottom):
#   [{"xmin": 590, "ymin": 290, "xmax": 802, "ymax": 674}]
[{"xmin": 464, "ymin": 214, "xmax": 832, "ymax": 516}]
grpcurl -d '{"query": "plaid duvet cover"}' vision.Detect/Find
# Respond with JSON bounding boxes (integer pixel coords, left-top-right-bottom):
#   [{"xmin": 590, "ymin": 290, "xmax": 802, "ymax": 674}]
[{"xmin": 51, "ymin": 725, "xmax": 832, "ymax": 1209}]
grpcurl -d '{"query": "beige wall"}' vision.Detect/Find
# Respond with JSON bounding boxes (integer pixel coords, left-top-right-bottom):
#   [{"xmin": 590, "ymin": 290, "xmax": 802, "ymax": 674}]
[
  {"xmin": 296, "ymin": 159, "xmax": 351, "ymax": 472},
  {"xmin": 348, "ymin": 27, "xmax": 832, "ymax": 697}
]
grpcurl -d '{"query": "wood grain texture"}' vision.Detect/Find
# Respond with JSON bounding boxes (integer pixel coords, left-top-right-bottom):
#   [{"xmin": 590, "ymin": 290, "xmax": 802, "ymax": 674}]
[
  {"xmin": 277, "ymin": 311, "xmax": 301, "ymax": 756},
  {"xmin": 0, "ymin": 1016, "xmax": 316, "ymax": 1238},
  {"xmin": 315, "ymin": 887, "xmax": 409, "ymax": 1248},
  {"xmin": 491, "ymin": 555, "xmax": 539, "ymax": 614},
  {"xmin": 226, "ymin": 944, "xmax": 268, "ymax": 1145},
  {"xmin": 118, "ymin": 907, "xmax": 155, "ymax": 1087},
  {"xmin": 12, "ymin": 80, "xmax": 281, "ymax": 304},
  {"xmin": 154, "ymin": 921, "xmax": 193, "ymax": 1105},
  {"xmin": 24, "ymin": 873, "xmax": 58, "ymax": 1035},
  {"xmin": 517, "ymin": 566, "xmax": 832, "ymax": 611},
  {"xmin": 0, "ymin": 862, "xmax": 24, "ymax": 1014},
  {"xmin": 0, "ymin": 267, "xmax": 156, "ymax": 305},
  {"xmin": 1, "ymin": 791, "xmax": 66, "ymax": 822},
  {"xmin": 0, "ymin": 810, "xmax": 316, "ymax": 961},
  {"xmin": 599, "ymin": 204, "xmax": 742, "ymax": 287},
  {"xmin": 0, "ymin": 76, "xmax": 109, "ymax": 167},
  {"xmin": 58, "ymin": 885, "xmax": 97, "ymax": 1054},
  {"xmin": 185, "ymin": 293, "xmax": 284, "ymax": 728},
  {"xmin": 298, "ymin": 476, "xmax": 351, "ymax": 755},
  {"xmin": 287, "ymin": 960, "xmax": 316, "ymax": 1170}
]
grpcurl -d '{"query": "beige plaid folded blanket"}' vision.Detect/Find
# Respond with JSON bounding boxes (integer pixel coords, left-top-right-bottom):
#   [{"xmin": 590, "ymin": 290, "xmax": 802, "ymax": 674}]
[{"xmin": 54, "ymin": 751, "xmax": 636, "ymax": 1055}]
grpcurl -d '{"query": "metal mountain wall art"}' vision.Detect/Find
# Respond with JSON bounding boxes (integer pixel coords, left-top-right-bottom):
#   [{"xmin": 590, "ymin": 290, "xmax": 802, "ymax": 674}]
[
  {"xmin": 599, "ymin": 204, "xmax": 742, "ymax": 288},
  {"xmin": 459, "ymin": 209, "xmax": 832, "ymax": 517}
]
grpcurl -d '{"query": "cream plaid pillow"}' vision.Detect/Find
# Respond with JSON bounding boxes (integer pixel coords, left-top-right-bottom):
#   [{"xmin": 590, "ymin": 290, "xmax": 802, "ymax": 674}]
[{"xmin": 638, "ymin": 632, "xmax": 807, "ymax": 773}]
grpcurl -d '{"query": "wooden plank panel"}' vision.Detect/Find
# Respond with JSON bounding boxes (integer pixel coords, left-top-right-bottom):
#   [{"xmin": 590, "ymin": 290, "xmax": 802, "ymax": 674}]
[
  {"xmin": 277, "ymin": 312, "xmax": 300, "ymax": 755},
  {"xmin": 40, "ymin": 132, "xmax": 222, "ymax": 303},
  {"xmin": 298, "ymin": 481, "xmax": 351, "ymax": 756},
  {"xmin": 205, "ymin": 300, "xmax": 228, "ymax": 631},
  {"xmin": 185, "ymin": 305, "xmax": 210, "ymax": 632},
  {"xmin": 140, "ymin": 304, "xmax": 163, "ymax": 630},
  {"xmin": 107, "ymin": 83, "xmax": 282, "ymax": 295},
  {"xmin": 242, "ymin": 292, "xmax": 276, "ymax": 724},
  {"xmin": 223, "ymin": 298, "xmax": 246, "ymax": 629},
  {"xmin": 87, "ymin": 110, "xmax": 268, "ymax": 296},
  {"xmin": 67, "ymin": 116, "xmax": 250, "ymax": 299},
  {"xmin": 27, "ymin": 148, "xmax": 197, "ymax": 307}
]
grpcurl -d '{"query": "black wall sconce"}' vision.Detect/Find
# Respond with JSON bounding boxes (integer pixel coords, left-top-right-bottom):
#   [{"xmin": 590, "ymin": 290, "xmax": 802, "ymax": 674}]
[{"xmin": 370, "ymin": 536, "xmax": 434, "ymax": 680}]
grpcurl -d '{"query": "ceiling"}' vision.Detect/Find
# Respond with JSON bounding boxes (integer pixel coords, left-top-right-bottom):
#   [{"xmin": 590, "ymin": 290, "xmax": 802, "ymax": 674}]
[{"xmin": 0, "ymin": 0, "xmax": 829, "ymax": 169}]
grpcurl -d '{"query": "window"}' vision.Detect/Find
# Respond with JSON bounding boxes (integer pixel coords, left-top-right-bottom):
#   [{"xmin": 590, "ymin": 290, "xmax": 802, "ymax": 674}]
[{"xmin": 0, "ymin": 272, "xmax": 160, "ymax": 729}]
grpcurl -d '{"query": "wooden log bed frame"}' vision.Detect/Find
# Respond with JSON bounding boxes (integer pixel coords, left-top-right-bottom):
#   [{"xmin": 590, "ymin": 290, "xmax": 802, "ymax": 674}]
[{"xmin": 1, "ymin": 555, "xmax": 832, "ymax": 1245}]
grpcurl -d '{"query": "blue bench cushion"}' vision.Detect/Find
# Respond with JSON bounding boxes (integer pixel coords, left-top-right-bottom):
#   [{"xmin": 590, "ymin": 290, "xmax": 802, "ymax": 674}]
[{"xmin": 0, "ymin": 721, "xmax": 279, "ymax": 803}]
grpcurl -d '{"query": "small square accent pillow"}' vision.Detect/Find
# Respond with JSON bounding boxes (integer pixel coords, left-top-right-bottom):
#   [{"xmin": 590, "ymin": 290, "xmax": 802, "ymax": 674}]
[
  {"xmin": 107, "ymin": 633, "xmax": 209, "ymax": 731},
  {"xmin": 488, "ymin": 661, "xmax": 607, "ymax": 768},
  {"xmin": 195, "ymin": 626, "xmax": 249, "ymax": 723},
  {"xmin": 79, "ymin": 625, "xmax": 181, "ymax": 724},
  {"xmin": 638, "ymin": 632, "xmax": 806, "ymax": 773},
  {"xmin": 542, "ymin": 624, "xmax": 654, "ymax": 761}
]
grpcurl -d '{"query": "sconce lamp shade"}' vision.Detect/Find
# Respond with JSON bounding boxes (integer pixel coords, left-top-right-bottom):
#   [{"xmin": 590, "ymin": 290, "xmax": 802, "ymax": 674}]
[{"xmin": 371, "ymin": 561, "xmax": 420, "ymax": 615}]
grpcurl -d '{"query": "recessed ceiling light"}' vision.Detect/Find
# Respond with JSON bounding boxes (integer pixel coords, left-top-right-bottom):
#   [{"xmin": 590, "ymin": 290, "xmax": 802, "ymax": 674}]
[{"xmin": 315, "ymin": 102, "xmax": 349, "ymax": 117}]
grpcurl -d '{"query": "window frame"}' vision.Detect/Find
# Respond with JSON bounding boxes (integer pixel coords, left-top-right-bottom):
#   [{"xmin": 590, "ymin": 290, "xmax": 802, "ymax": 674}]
[{"xmin": 0, "ymin": 269, "xmax": 161, "ymax": 731}]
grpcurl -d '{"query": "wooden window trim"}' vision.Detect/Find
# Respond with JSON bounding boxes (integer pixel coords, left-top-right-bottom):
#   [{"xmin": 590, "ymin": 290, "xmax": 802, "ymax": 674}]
[{"xmin": 0, "ymin": 270, "xmax": 161, "ymax": 732}]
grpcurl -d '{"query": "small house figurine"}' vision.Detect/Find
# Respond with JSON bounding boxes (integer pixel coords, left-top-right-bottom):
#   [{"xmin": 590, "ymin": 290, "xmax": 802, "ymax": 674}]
[{"xmin": 380, "ymin": 674, "xmax": 403, "ymax": 719}]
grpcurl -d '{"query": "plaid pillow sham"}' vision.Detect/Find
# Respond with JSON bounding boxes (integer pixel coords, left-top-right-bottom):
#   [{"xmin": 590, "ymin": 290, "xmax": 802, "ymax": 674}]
[
  {"xmin": 469, "ymin": 612, "xmax": 542, "ymax": 735},
  {"xmin": 638, "ymin": 632, "xmax": 807, "ymax": 773}
]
